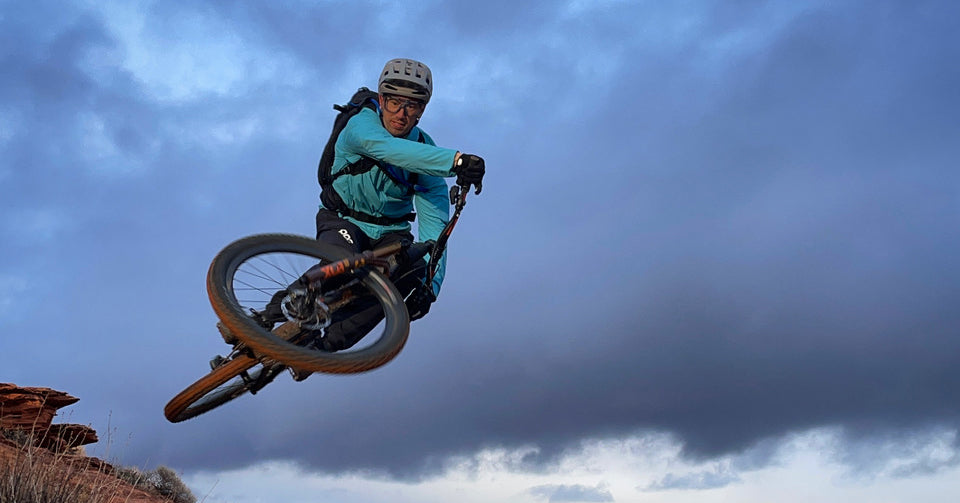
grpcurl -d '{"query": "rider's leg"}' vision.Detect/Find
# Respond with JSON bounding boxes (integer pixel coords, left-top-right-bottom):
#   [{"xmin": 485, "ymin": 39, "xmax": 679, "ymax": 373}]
[
  {"xmin": 393, "ymin": 256, "xmax": 428, "ymax": 313},
  {"xmin": 320, "ymin": 296, "xmax": 383, "ymax": 351},
  {"xmin": 311, "ymin": 208, "xmax": 372, "ymax": 292},
  {"xmin": 320, "ymin": 230, "xmax": 424, "ymax": 352},
  {"xmin": 374, "ymin": 230, "xmax": 425, "ymax": 305},
  {"xmin": 315, "ymin": 208, "xmax": 367, "ymax": 251},
  {"xmin": 244, "ymin": 210, "xmax": 371, "ymax": 342},
  {"xmin": 320, "ymin": 265, "xmax": 427, "ymax": 352},
  {"xmin": 288, "ymin": 211, "xmax": 375, "ymax": 379},
  {"xmin": 268, "ymin": 208, "xmax": 365, "ymax": 319}
]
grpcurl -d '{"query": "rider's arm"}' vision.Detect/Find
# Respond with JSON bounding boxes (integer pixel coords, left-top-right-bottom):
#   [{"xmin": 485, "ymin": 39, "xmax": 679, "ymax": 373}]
[{"xmin": 340, "ymin": 109, "xmax": 458, "ymax": 176}]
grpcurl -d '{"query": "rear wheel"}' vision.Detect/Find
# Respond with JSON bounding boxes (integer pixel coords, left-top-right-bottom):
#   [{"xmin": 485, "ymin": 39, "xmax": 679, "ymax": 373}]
[
  {"xmin": 164, "ymin": 352, "xmax": 282, "ymax": 423},
  {"xmin": 207, "ymin": 234, "xmax": 410, "ymax": 374}
]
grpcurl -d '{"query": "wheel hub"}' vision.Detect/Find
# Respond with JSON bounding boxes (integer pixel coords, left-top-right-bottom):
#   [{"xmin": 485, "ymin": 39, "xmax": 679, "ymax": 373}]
[{"xmin": 280, "ymin": 288, "xmax": 332, "ymax": 330}]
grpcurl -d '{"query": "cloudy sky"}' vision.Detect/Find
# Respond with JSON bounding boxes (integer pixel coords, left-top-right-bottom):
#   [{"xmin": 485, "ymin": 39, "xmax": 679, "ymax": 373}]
[{"xmin": 3, "ymin": 0, "xmax": 959, "ymax": 501}]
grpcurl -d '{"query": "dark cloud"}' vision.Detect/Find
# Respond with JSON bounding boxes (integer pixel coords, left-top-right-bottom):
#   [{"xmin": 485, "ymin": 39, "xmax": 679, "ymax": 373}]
[{"xmin": 4, "ymin": 0, "xmax": 960, "ymax": 487}]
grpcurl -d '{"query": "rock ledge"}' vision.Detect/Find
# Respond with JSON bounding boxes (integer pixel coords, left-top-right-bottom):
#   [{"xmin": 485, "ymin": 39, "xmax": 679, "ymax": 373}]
[{"xmin": 0, "ymin": 382, "xmax": 99, "ymax": 452}]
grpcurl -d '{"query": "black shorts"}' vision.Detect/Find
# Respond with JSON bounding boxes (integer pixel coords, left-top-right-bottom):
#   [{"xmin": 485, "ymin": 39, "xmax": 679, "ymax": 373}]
[
  {"xmin": 315, "ymin": 208, "xmax": 411, "ymax": 253},
  {"xmin": 313, "ymin": 208, "xmax": 427, "ymax": 350}
]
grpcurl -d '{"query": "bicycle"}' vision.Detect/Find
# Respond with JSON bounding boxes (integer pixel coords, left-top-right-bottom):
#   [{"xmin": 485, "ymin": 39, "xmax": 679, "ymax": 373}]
[{"xmin": 164, "ymin": 183, "xmax": 472, "ymax": 423}]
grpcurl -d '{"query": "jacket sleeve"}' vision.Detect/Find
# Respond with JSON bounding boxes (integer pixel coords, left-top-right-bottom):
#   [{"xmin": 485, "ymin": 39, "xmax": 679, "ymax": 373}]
[{"xmin": 340, "ymin": 109, "xmax": 458, "ymax": 176}]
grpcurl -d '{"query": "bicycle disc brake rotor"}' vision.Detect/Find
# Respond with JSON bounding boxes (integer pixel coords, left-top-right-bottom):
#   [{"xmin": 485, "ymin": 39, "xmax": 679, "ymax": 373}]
[{"xmin": 280, "ymin": 288, "xmax": 332, "ymax": 330}]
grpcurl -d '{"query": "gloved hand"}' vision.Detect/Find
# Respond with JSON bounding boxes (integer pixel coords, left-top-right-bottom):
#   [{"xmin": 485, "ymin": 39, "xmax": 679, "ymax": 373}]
[
  {"xmin": 452, "ymin": 153, "xmax": 485, "ymax": 194},
  {"xmin": 405, "ymin": 284, "xmax": 437, "ymax": 321}
]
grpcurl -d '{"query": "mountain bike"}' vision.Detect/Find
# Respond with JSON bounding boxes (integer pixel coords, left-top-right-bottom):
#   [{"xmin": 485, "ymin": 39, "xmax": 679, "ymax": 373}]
[{"xmin": 164, "ymin": 183, "xmax": 471, "ymax": 423}]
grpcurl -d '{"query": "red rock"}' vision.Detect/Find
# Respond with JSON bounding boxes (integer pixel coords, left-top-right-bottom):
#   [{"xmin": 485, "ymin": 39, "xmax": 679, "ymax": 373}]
[
  {"xmin": 0, "ymin": 383, "xmax": 95, "ymax": 450},
  {"xmin": 0, "ymin": 383, "xmax": 176, "ymax": 502}
]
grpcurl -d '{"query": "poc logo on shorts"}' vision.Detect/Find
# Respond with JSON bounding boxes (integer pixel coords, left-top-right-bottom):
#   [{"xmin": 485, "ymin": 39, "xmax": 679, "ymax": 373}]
[{"xmin": 338, "ymin": 229, "xmax": 354, "ymax": 244}]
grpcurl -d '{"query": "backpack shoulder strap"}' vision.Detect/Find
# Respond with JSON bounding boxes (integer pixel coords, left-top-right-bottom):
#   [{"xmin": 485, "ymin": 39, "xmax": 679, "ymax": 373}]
[{"xmin": 318, "ymin": 87, "xmax": 379, "ymax": 185}]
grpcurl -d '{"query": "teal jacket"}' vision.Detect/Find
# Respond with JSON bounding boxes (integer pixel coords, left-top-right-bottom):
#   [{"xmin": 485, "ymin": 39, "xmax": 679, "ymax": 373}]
[{"xmin": 326, "ymin": 107, "xmax": 458, "ymax": 296}]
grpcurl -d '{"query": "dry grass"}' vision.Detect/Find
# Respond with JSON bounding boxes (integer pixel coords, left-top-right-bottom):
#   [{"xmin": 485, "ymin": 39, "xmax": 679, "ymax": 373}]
[
  {"xmin": 1, "ymin": 430, "xmax": 122, "ymax": 503},
  {"xmin": 0, "ymin": 428, "xmax": 195, "ymax": 503}
]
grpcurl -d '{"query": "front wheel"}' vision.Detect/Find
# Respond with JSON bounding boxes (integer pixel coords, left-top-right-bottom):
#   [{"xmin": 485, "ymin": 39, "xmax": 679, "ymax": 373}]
[{"xmin": 207, "ymin": 234, "xmax": 410, "ymax": 374}]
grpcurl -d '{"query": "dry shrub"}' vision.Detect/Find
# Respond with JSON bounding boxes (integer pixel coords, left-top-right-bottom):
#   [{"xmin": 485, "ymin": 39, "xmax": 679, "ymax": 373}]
[
  {"xmin": 152, "ymin": 466, "xmax": 195, "ymax": 503},
  {"xmin": 114, "ymin": 465, "xmax": 196, "ymax": 503}
]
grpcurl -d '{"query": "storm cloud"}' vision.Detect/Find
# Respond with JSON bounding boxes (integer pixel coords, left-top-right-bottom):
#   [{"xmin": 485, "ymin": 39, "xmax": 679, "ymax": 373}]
[{"xmin": 2, "ymin": 0, "xmax": 958, "ymax": 490}]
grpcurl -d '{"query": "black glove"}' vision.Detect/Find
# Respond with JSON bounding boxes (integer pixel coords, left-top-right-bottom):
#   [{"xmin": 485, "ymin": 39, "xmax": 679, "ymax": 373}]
[
  {"xmin": 405, "ymin": 284, "xmax": 436, "ymax": 321},
  {"xmin": 452, "ymin": 153, "xmax": 485, "ymax": 194}
]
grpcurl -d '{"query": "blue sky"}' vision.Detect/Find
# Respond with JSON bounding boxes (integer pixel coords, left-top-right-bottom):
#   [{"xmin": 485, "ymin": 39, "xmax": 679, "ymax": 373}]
[{"xmin": 2, "ymin": 0, "xmax": 959, "ymax": 501}]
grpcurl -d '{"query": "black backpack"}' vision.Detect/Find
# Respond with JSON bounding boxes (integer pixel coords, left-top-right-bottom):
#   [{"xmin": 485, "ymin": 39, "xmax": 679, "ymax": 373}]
[{"xmin": 317, "ymin": 87, "xmax": 423, "ymax": 225}]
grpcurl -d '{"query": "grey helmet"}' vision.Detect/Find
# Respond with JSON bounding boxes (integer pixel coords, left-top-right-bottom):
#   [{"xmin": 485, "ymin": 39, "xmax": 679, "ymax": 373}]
[{"xmin": 378, "ymin": 58, "xmax": 432, "ymax": 103}]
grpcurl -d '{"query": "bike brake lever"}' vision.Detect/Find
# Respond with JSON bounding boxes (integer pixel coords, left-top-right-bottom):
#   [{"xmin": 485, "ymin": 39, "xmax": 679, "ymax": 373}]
[{"xmin": 450, "ymin": 183, "xmax": 473, "ymax": 207}]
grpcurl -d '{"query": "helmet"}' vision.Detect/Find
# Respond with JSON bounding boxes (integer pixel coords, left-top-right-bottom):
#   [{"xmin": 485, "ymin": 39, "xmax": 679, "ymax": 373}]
[{"xmin": 378, "ymin": 58, "xmax": 432, "ymax": 103}]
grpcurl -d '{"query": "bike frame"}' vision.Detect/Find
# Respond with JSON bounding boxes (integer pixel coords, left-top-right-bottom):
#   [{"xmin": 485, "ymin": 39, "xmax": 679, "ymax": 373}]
[{"xmin": 425, "ymin": 182, "xmax": 471, "ymax": 286}]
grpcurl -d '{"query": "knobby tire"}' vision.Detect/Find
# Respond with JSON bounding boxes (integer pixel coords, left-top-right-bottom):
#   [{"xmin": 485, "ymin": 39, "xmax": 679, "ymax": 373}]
[
  {"xmin": 164, "ymin": 353, "xmax": 263, "ymax": 422},
  {"xmin": 207, "ymin": 233, "xmax": 410, "ymax": 374}
]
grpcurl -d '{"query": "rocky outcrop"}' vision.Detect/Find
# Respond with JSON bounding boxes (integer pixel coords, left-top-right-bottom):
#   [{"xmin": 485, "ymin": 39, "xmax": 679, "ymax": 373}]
[
  {"xmin": 0, "ymin": 382, "xmax": 181, "ymax": 503},
  {"xmin": 0, "ymin": 382, "xmax": 99, "ymax": 452}
]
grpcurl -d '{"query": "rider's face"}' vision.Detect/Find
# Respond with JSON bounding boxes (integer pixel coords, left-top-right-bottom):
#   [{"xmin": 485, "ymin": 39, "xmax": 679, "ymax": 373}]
[{"xmin": 379, "ymin": 94, "xmax": 424, "ymax": 137}]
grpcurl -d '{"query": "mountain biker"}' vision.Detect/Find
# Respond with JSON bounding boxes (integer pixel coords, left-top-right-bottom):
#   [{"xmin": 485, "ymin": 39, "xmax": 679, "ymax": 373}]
[{"xmin": 313, "ymin": 57, "xmax": 485, "ymax": 353}]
